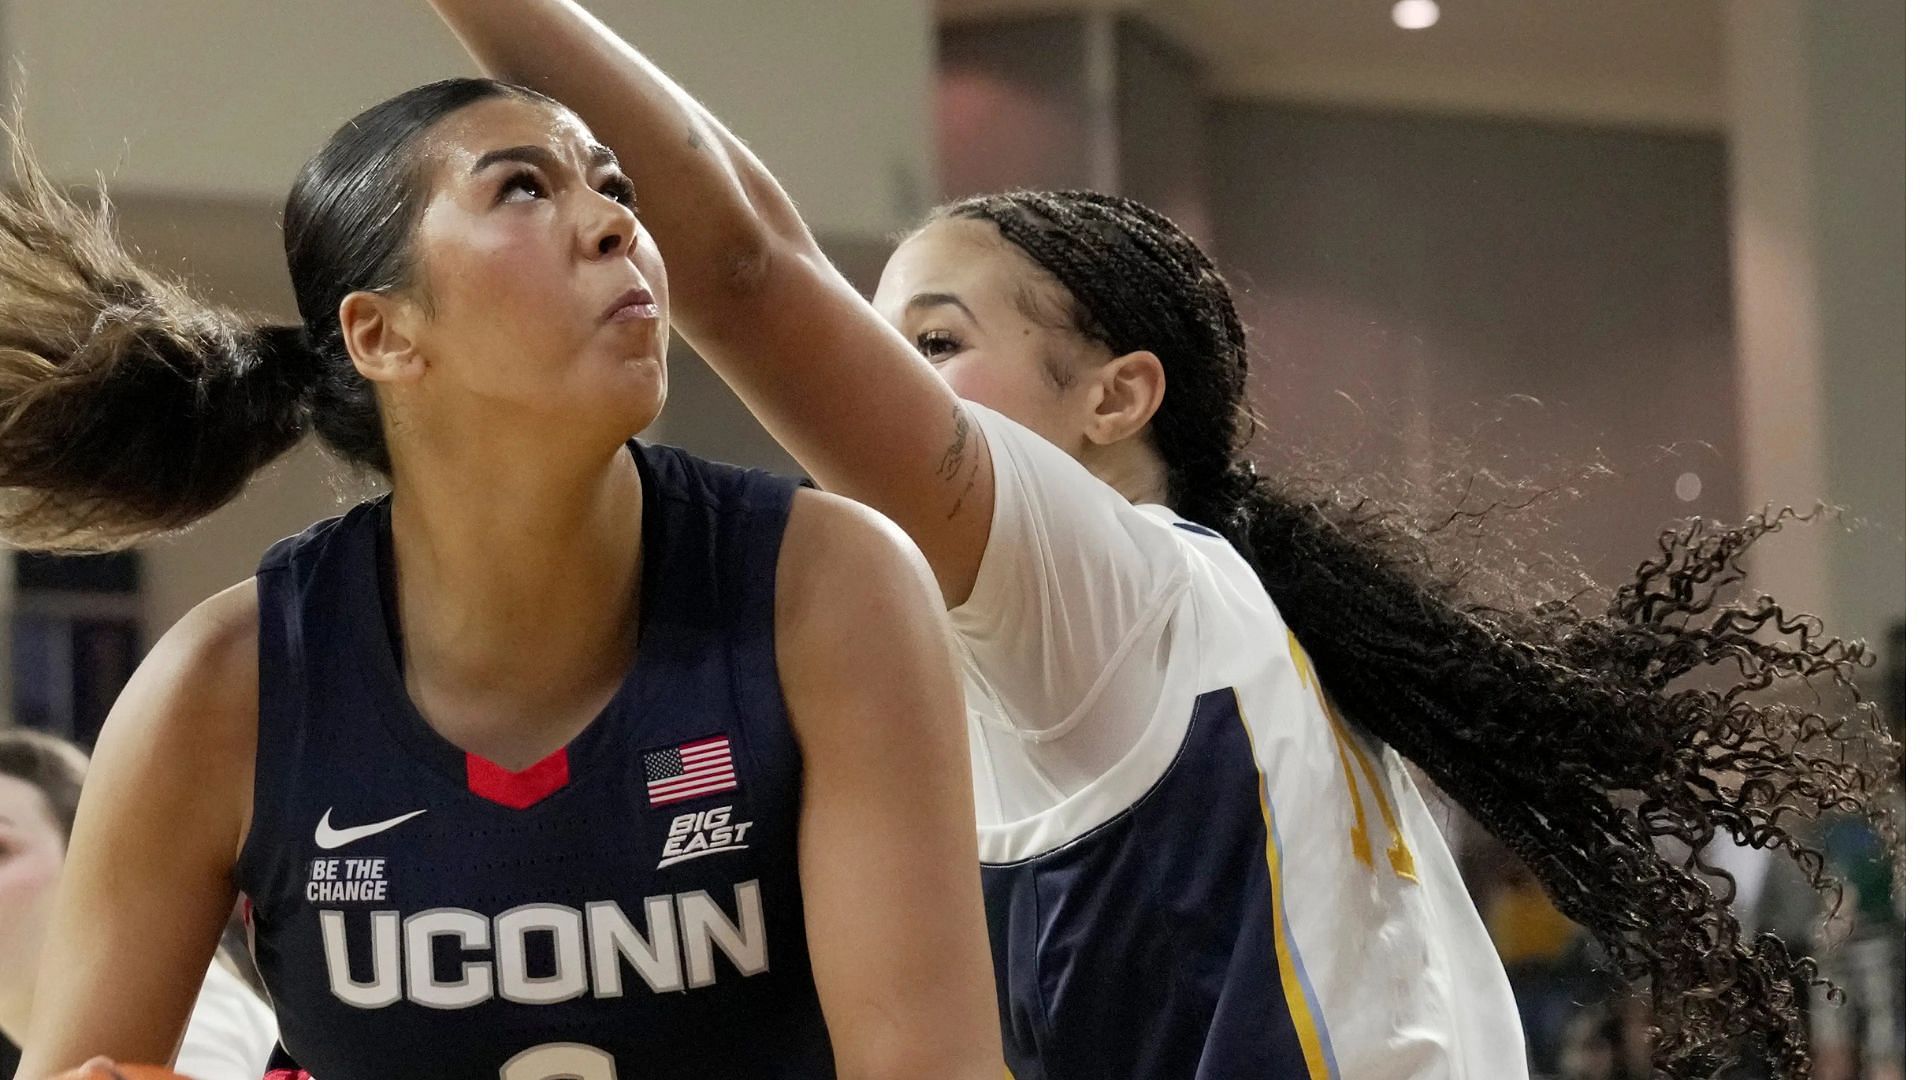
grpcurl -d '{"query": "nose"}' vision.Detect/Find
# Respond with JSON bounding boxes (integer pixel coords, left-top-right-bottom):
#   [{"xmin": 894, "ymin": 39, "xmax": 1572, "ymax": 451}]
[
  {"xmin": 595, "ymin": 228, "xmax": 630, "ymax": 258},
  {"xmin": 585, "ymin": 199, "xmax": 639, "ymax": 261}
]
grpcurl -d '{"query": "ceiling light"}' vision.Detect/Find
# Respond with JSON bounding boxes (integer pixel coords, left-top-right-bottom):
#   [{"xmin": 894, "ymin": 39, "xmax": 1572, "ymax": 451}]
[
  {"xmin": 1674, "ymin": 472, "xmax": 1703, "ymax": 503},
  {"xmin": 1392, "ymin": 0, "xmax": 1440, "ymax": 30}
]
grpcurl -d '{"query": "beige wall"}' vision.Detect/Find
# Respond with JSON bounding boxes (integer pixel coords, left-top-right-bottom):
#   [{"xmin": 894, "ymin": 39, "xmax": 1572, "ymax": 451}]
[
  {"xmin": 1725, "ymin": 0, "xmax": 1904, "ymax": 648},
  {"xmin": 11, "ymin": 0, "xmax": 932, "ymax": 237}
]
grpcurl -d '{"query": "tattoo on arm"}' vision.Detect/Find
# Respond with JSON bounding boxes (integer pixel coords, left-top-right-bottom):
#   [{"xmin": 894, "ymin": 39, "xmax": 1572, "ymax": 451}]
[
  {"xmin": 687, "ymin": 125, "xmax": 705, "ymax": 152},
  {"xmin": 937, "ymin": 407, "xmax": 982, "ymax": 520},
  {"xmin": 945, "ymin": 456, "xmax": 982, "ymax": 521},
  {"xmin": 936, "ymin": 407, "xmax": 971, "ymax": 481}
]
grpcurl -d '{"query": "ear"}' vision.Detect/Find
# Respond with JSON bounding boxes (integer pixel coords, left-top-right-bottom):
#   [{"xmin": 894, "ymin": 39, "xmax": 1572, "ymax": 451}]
[
  {"xmin": 1085, "ymin": 349, "xmax": 1166, "ymax": 446},
  {"xmin": 339, "ymin": 290, "xmax": 427, "ymax": 385}
]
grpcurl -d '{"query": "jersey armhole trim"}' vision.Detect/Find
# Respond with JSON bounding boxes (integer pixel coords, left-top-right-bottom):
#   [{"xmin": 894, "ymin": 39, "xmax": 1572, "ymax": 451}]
[
  {"xmin": 721, "ymin": 495, "xmax": 800, "ymax": 827},
  {"xmin": 963, "ymin": 566, "xmax": 1188, "ymax": 744},
  {"xmin": 233, "ymin": 569, "xmax": 286, "ymax": 892}
]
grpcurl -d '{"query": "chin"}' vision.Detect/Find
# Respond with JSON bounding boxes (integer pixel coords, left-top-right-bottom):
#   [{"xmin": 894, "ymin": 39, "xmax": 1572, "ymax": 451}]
[
  {"xmin": 619, "ymin": 373, "xmax": 669, "ymax": 439},
  {"xmin": 560, "ymin": 359, "xmax": 667, "ymax": 445}
]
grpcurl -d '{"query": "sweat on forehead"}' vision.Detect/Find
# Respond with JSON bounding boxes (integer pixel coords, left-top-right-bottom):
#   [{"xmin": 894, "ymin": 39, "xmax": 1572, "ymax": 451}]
[{"xmin": 412, "ymin": 94, "xmax": 609, "ymax": 175}]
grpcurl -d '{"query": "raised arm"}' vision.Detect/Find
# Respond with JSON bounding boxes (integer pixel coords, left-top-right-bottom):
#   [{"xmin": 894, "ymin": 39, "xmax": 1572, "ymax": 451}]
[
  {"xmin": 427, "ymin": 0, "xmax": 994, "ymax": 605},
  {"xmin": 774, "ymin": 490, "xmax": 1003, "ymax": 1079},
  {"xmin": 17, "ymin": 585, "xmax": 260, "ymax": 1079}
]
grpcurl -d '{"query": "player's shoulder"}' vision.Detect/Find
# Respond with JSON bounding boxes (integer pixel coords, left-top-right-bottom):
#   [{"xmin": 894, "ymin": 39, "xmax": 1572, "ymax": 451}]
[
  {"xmin": 157, "ymin": 578, "xmax": 260, "ymax": 685},
  {"xmin": 1139, "ymin": 507, "xmax": 1265, "ymax": 588},
  {"xmin": 775, "ymin": 490, "xmax": 946, "ymax": 670},
  {"xmin": 779, "ymin": 487, "xmax": 935, "ymax": 603},
  {"xmin": 83, "ymin": 579, "xmax": 260, "ymax": 854},
  {"xmin": 121, "ymin": 579, "xmax": 260, "ymax": 758}
]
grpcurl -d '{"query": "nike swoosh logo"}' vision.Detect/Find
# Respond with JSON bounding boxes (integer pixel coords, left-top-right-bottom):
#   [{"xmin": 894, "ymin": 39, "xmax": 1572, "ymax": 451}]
[{"xmin": 314, "ymin": 807, "xmax": 427, "ymax": 850}]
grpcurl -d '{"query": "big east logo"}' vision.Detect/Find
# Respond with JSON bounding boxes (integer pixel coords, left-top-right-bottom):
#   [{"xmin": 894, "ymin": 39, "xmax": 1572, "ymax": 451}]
[{"xmin": 660, "ymin": 804, "xmax": 753, "ymax": 868}]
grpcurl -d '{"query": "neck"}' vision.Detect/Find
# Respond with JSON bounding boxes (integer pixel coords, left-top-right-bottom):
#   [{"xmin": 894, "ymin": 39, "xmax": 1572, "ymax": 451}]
[
  {"xmin": 385, "ymin": 435, "xmax": 644, "ymax": 764},
  {"xmin": 1083, "ymin": 436, "xmax": 1170, "ymax": 506}
]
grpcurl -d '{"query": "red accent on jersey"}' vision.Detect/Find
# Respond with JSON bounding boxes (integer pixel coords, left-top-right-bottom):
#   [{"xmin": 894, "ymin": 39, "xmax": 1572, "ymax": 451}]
[{"xmin": 466, "ymin": 746, "xmax": 571, "ymax": 809}]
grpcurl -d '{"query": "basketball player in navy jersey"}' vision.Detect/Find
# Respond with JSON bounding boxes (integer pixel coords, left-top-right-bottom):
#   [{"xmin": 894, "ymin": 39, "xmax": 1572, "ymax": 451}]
[
  {"xmin": 9, "ymin": 78, "xmax": 1004, "ymax": 1079},
  {"xmin": 434, "ymin": 3, "xmax": 1901, "ymax": 1078}
]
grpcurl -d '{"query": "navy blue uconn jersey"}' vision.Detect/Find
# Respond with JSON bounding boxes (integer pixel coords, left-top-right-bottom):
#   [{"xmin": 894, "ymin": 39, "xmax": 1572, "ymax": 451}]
[{"xmin": 234, "ymin": 442, "xmax": 836, "ymax": 1080}]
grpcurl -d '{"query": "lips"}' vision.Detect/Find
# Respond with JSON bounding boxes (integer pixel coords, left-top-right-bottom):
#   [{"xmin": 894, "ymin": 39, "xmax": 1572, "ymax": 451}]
[{"xmin": 605, "ymin": 287, "xmax": 661, "ymax": 322}]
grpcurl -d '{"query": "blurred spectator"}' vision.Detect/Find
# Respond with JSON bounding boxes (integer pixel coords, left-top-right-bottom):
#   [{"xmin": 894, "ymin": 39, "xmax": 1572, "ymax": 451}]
[
  {"xmin": 1806, "ymin": 813, "xmax": 1903, "ymax": 1080},
  {"xmin": 1482, "ymin": 851, "xmax": 1587, "ymax": 1073},
  {"xmin": 1559, "ymin": 993, "xmax": 1655, "ymax": 1080},
  {"xmin": 0, "ymin": 728, "xmax": 278, "ymax": 1080}
]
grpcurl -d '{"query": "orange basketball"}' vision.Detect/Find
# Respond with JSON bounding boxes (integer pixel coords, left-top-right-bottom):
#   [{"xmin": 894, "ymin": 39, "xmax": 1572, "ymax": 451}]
[{"xmin": 46, "ymin": 1065, "xmax": 189, "ymax": 1080}]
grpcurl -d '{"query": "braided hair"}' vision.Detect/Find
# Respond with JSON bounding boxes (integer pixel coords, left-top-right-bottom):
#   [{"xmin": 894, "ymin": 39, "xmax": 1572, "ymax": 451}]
[{"xmin": 939, "ymin": 189, "xmax": 1901, "ymax": 1079}]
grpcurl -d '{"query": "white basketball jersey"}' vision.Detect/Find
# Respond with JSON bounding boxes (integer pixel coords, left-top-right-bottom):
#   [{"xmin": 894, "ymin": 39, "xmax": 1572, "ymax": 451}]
[{"xmin": 952, "ymin": 402, "xmax": 1529, "ymax": 1079}]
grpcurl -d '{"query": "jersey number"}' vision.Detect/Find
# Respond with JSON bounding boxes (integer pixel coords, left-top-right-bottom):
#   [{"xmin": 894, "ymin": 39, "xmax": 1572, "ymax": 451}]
[
  {"xmin": 500, "ymin": 1043, "xmax": 619, "ymax": 1080},
  {"xmin": 1287, "ymin": 633, "xmax": 1418, "ymax": 882}
]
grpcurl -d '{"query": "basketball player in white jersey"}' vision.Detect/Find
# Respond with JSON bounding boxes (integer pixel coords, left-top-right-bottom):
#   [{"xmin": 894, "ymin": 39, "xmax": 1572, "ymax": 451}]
[{"xmin": 430, "ymin": 3, "xmax": 1901, "ymax": 1076}]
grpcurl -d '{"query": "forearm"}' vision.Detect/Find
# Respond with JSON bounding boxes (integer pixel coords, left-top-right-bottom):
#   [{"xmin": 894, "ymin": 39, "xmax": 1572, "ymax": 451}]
[{"xmin": 427, "ymin": 0, "xmax": 817, "ymax": 312}]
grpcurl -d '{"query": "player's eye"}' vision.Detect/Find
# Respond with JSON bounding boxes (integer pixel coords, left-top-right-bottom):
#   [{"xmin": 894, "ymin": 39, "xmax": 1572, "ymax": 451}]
[
  {"xmin": 499, "ymin": 169, "xmax": 548, "ymax": 203},
  {"xmin": 915, "ymin": 329, "xmax": 962, "ymax": 362},
  {"xmin": 599, "ymin": 173, "xmax": 638, "ymax": 208}
]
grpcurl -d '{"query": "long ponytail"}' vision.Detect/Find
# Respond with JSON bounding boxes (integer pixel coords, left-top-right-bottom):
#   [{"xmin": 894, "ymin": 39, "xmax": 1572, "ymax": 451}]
[
  {"xmin": 941, "ymin": 189, "xmax": 1901, "ymax": 1078},
  {"xmin": 0, "ymin": 135, "xmax": 317, "ymax": 549}
]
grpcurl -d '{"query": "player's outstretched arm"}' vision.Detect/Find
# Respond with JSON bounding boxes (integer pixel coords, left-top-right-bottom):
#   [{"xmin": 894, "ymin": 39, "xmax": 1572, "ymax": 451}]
[
  {"xmin": 427, "ymin": 0, "xmax": 994, "ymax": 607},
  {"xmin": 16, "ymin": 585, "xmax": 259, "ymax": 1079},
  {"xmin": 772, "ymin": 489, "xmax": 1003, "ymax": 1080}
]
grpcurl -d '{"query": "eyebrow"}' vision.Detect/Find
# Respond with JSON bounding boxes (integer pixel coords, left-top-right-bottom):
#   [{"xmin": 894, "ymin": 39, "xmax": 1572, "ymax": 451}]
[
  {"xmin": 471, "ymin": 143, "xmax": 621, "ymax": 176},
  {"xmin": 906, "ymin": 292, "xmax": 980, "ymax": 326}
]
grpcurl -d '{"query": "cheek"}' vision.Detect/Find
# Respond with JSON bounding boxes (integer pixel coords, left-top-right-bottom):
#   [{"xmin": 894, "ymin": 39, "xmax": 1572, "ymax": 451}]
[
  {"xmin": 428, "ymin": 226, "xmax": 574, "ymax": 344},
  {"xmin": 630, "ymin": 230, "xmax": 670, "ymax": 312},
  {"xmin": 462, "ymin": 233, "xmax": 572, "ymax": 321},
  {"xmin": 0, "ymin": 849, "xmax": 59, "ymax": 904},
  {"xmin": 940, "ymin": 353, "xmax": 1076, "ymax": 448},
  {"xmin": 0, "ymin": 850, "xmax": 60, "ymax": 950},
  {"xmin": 939, "ymin": 350, "xmax": 1031, "ymax": 409},
  {"xmin": 933, "ymin": 355, "xmax": 996, "ymax": 406},
  {"xmin": 424, "ymin": 236, "xmax": 588, "ymax": 399}
]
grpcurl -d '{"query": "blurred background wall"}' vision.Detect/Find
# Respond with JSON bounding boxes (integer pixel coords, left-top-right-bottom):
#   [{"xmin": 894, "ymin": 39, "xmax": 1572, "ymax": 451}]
[
  {"xmin": 0, "ymin": 0, "xmax": 1900, "ymax": 689},
  {"xmin": 0, "ymin": 1, "xmax": 1902, "ymax": 1075}
]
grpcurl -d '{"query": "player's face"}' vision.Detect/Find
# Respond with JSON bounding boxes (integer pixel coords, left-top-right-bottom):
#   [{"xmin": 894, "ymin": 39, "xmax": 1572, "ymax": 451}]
[
  {"xmin": 386, "ymin": 97, "xmax": 671, "ymax": 450},
  {"xmin": 874, "ymin": 217, "xmax": 1113, "ymax": 456},
  {"xmin": 0, "ymin": 776, "xmax": 66, "ymax": 1000}
]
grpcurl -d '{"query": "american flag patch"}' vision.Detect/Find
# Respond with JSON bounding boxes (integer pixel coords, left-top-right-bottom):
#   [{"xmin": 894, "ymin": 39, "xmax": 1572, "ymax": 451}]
[{"xmin": 644, "ymin": 735, "xmax": 737, "ymax": 806}]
